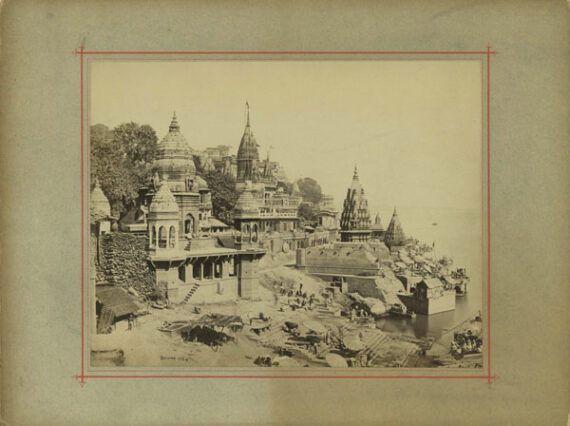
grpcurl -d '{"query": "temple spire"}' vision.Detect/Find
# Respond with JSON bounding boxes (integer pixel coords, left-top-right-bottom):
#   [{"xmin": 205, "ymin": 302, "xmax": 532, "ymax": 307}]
[
  {"xmin": 375, "ymin": 212, "xmax": 382, "ymax": 225},
  {"xmin": 351, "ymin": 164, "xmax": 361, "ymax": 190},
  {"xmin": 169, "ymin": 111, "xmax": 179, "ymax": 132}
]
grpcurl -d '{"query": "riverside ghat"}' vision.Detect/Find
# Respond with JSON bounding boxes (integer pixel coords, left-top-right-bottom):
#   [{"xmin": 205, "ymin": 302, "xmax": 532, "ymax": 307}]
[
  {"xmin": 90, "ymin": 108, "xmax": 477, "ymax": 368},
  {"xmin": 296, "ymin": 167, "xmax": 469, "ymax": 317}
]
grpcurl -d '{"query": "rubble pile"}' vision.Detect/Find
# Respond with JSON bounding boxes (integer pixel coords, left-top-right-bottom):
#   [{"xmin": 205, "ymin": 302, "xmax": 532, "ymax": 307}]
[
  {"xmin": 390, "ymin": 241, "xmax": 469, "ymax": 294},
  {"xmin": 97, "ymin": 233, "xmax": 156, "ymax": 298}
]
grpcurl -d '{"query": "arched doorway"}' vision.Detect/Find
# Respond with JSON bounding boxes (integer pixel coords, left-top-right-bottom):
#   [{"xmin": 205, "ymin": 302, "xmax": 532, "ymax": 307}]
[
  {"xmin": 158, "ymin": 226, "xmax": 167, "ymax": 248},
  {"xmin": 184, "ymin": 214, "xmax": 195, "ymax": 235},
  {"xmin": 169, "ymin": 225, "xmax": 176, "ymax": 248}
]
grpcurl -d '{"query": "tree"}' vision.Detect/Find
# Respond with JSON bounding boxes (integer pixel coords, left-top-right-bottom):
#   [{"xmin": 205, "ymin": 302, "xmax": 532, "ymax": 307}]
[
  {"xmin": 192, "ymin": 154, "xmax": 204, "ymax": 174},
  {"xmin": 298, "ymin": 202, "xmax": 316, "ymax": 225},
  {"xmin": 90, "ymin": 122, "xmax": 158, "ymax": 217},
  {"xmin": 296, "ymin": 177, "xmax": 323, "ymax": 205},
  {"xmin": 202, "ymin": 170, "xmax": 239, "ymax": 226},
  {"xmin": 113, "ymin": 122, "xmax": 158, "ymax": 165},
  {"xmin": 295, "ymin": 177, "xmax": 323, "ymax": 225}
]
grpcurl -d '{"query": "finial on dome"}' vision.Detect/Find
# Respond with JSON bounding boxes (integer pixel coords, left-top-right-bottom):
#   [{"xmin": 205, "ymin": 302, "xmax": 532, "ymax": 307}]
[
  {"xmin": 245, "ymin": 101, "xmax": 250, "ymax": 126},
  {"xmin": 393, "ymin": 206, "xmax": 397, "ymax": 215},
  {"xmin": 353, "ymin": 165, "xmax": 358, "ymax": 179},
  {"xmin": 169, "ymin": 111, "xmax": 179, "ymax": 132}
]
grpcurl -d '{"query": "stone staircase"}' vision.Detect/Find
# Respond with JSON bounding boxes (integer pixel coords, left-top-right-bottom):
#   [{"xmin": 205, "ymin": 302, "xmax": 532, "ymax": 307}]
[
  {"xmin": 360, "ymin": 332, "xmax": 390, "ymax": 364},
  {"xmin": 181, "ymin": 282, "xmax": 201, "ymax": 304}
]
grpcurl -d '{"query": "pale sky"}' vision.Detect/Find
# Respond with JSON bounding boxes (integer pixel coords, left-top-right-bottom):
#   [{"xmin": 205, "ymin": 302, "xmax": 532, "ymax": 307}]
[{"xmin": 90, "ymin": 60, "xmax": 482, "ymax": 214}]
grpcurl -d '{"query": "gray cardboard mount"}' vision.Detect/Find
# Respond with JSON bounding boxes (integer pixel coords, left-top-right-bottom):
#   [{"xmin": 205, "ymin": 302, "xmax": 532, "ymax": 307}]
[{"xmin": 0, "ymin": 0, "xmax": 568, "ymax": 425}]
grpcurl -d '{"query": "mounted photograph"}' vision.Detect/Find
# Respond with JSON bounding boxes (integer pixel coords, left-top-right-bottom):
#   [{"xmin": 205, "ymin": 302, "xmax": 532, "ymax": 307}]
[{"xmin": 88, "ymin": 60, "xmax": 484, "ymax": 369}]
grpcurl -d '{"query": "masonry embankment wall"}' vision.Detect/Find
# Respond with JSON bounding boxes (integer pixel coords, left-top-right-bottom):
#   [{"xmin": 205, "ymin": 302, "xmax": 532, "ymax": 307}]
[{"xmin": 96, "ymin": 232, "xmax": 156, "ymax": 298}]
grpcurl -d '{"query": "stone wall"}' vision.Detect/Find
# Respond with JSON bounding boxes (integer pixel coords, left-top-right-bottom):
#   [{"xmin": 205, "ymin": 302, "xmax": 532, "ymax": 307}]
[
  {"xmin": 96, "ymin": 232, "xmax": 156, "ymax": 298},
  {"xmin": 397, "ymin": 292, "xmax": 456, "ymax": 315}
]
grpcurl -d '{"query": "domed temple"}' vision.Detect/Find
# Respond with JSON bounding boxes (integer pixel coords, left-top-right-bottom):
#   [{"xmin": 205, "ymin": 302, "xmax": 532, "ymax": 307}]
[
  {"xmin": 233, "ymin": 102, "xmax": 338, "ymax": 252},
  {"xmin": 143, "ymin": 113, "xmax": 266, "ymax": 303},
  {"xmin": 142, "ymin": 112, "xmax": 224, "ymax": 237}
]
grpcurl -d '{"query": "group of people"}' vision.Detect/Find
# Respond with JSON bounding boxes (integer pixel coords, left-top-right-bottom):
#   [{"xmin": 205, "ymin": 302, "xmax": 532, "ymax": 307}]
[
  {"xmin": 279, "ymin": 282, "xmax": 317, "ymax": 310},
  {"xmin": 350, "ymin": 307, "xmax": 369, "ymax": 321},
  {"xmin": 451, "ymin": 330, "xmax": 482, "ymax": 358}
]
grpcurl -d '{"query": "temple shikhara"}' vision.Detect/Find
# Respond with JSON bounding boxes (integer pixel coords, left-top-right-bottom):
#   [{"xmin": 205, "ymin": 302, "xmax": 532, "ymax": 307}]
[{"xmin": 340, "ymin": 166, "xmax": 372, "ymax": 242}]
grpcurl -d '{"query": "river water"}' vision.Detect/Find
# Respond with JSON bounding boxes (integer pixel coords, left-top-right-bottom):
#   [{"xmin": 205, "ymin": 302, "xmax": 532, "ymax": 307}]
[{"xmin": 374, "ymin": 206, "xmax": 483, "ymax": 340}]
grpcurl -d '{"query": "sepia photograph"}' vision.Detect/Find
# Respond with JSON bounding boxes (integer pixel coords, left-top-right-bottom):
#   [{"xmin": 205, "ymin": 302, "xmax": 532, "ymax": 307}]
[
  {"xmin": 89, "ymin": 60, "xmax": 483, "ymax": 369},
  {"xmin": 3, "ymin": 0, "xmax": 569, "ymax": 423}
]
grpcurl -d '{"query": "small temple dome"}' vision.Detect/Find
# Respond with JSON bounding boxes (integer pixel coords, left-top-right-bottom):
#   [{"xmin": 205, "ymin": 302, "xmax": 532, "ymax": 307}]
[
  {"xmin": 234, "ymin": 181, "xmax": 259, "ymax": 213},
  {"xmin": 91, "ymin": 179, "xmax": 111, "ymax": 216},
  {"xmin": 153, "ymin": 112, "xmax": 196, "ymax": 183},
  {"xmin": 149, "ymin": 181, "xmax": 179, "ymax": 214},
  {"xmin": 291, "ymin": 182, "xmax": 301, "ymax": 195}
]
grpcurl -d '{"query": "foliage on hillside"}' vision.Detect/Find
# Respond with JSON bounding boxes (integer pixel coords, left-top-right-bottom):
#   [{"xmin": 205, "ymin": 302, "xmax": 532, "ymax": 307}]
[
  {"xmin": 202, "ymin": 170, "xmax": 239, "ymax": 226},
  {"xmin": 296, "ymin": 177, "xmax": 323, "ymax": 224},
  {"xmin": 90, "ymin": 123, "xmax": 158, "ymax": 217}
]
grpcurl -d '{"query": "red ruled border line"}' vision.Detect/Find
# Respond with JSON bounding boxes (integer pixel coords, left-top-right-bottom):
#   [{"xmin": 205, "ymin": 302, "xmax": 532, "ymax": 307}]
[
  {"xmin": 75, "ymin": 47, "xmax": 495, "ymax": 385},
  {"xmin": 77, "ymin": 50, "xmax": 494, "ymax": 55},
  {"xmin": 79, "ymin": 43, "xmax": 86, "ymax": 387},
  {"xmin": 78, "ymin": 375, "xmax": 496, "ymax": 380},
  {"xmin": 486, "ymin": 44, "xmax": 493, "ymax": 385}
]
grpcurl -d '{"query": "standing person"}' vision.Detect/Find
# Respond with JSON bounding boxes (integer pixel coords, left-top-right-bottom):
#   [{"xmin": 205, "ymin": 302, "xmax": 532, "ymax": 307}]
[
  {"xmin": 127, "ymin": 314, "xmax": 133, "ymax": 331},
  {"xmin": 164, "ymin": 289, "xmax": 170, "ymax": 307}
]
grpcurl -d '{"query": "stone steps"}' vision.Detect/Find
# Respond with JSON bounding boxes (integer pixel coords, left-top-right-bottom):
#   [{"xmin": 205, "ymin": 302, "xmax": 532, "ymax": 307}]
[
  {"xmin": 181, "ymin": 283, "xmax": 201, "ymax": 304},
  {"xmin": 364, "ymin": 335, "xmax": 390, "ymax": 364}
]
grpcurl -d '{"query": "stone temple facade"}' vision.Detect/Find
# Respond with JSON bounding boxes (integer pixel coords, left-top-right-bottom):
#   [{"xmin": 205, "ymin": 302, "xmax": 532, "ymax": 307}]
[
  {"xmin": 233, "ymin": 103, "xmax": 338, "ymax": 252},
  {"xmin": 340, "ymin": 166, "xmax": 372, "ymax": 242},
  {"xmin": 145, "ymin": 113, "xmax": 266, "ymax": 304},
  {"xmin": 317, "ymin": 195, "xmax": 340, "ymax": 231},
  {"xmin": 146, "ymin": 112, "xmax": 215, "ymax": 239}
]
